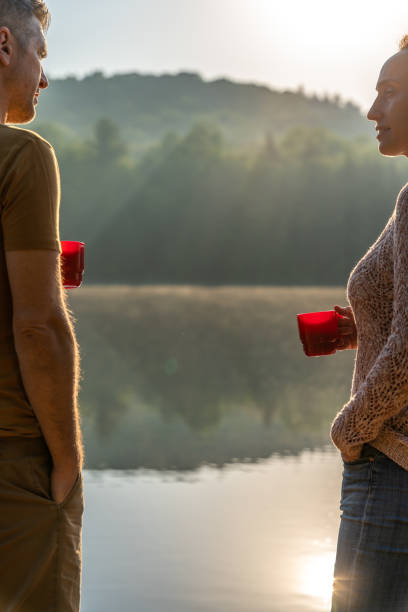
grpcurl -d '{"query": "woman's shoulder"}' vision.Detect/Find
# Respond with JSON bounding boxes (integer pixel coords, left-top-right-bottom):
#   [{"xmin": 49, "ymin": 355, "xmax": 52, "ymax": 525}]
[
  {"xmin": 392, "ymin": 183, "xmax": 408, "ymax": 222},
  {"xmin": 397, "ymin": 182, "xmax": 408, "ymax": 203}
]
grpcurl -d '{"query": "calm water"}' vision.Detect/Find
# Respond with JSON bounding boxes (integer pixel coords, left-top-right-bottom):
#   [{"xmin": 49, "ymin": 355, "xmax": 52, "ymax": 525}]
[
  {"xmin": 80, "ymin": 447, "xmax": 343, "ymax": 612},
  {"xmin": 65, "ymin": 286, "xmax": 354, "ymax": 611}
]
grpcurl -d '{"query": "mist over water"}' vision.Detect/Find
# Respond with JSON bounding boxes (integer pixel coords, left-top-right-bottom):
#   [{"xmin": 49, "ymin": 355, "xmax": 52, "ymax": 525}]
[{"xmin": 70, "ymin": 285, "xmax": 354, "ymax": 470}]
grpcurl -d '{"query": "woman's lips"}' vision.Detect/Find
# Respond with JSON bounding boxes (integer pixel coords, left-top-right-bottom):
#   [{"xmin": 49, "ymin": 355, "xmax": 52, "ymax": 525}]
[{"xmin": 377, "ymin": 128, "xmax": 390, "ymax": 139}]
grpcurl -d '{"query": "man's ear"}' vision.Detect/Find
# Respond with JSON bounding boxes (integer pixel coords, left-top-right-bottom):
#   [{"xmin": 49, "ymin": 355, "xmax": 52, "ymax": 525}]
[{"xmin": 0, "ymin": 27, "xmax": 13, "ymax": 67}]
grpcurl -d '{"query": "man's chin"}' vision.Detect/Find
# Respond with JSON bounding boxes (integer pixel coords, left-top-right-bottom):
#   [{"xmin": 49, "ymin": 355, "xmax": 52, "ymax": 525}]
[{"xmin": 6, "ymin": 107, "xmax": 36, "ymax": 125}]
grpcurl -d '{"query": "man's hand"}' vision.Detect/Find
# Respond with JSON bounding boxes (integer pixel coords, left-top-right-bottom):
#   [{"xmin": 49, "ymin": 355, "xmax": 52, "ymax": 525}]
[
  {"xmin": 50, "ymin": 465, "xmax": 80, "ymax": 505},
  {"xmin": 334, "ymin": 305, "xmax": 358, "ymax": 350}
]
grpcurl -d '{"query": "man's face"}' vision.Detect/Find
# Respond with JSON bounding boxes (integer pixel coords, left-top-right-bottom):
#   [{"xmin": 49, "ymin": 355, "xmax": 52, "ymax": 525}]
[
  {"xmin": 4, "ymin": 15, "xmax": 48, "ymax": 124},
  {"xmin": 367, "ymin": 50, "xmax": 408, "ymax": 157}
]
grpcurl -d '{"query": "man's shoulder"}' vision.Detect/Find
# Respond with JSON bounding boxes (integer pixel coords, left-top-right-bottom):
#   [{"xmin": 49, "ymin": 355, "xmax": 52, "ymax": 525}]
[{"xmin": 0, "ymin": 124, "xmax": 52, "ymax": 153}]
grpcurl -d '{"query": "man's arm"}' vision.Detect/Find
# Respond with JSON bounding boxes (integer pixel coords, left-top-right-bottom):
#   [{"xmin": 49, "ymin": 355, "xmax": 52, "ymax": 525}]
[
  {"xmin": 6, "ymin": 249, "xmax": 84, "ymax": 472},
  {"xmin": 13, "ymin": 314, "xmax": 84, "ymax": 472}
]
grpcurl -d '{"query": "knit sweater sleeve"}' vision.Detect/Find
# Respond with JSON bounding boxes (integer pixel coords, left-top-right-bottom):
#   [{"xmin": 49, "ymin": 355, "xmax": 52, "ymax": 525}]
[{"xmin": 330, "ymin": 186, "xmax": 408, "ymax": 459}]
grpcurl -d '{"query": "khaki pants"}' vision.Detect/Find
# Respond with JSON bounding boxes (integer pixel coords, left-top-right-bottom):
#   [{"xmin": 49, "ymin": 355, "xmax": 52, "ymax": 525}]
[{"xmin": 0, "ymin": 435, "xmax": 84, "ymax": 611}]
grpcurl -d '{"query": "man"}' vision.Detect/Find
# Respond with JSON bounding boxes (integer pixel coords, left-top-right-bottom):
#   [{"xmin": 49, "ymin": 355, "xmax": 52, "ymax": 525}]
[{"xmin": 0, "ymin": 1, "xmax": 84, "ymax": 611}]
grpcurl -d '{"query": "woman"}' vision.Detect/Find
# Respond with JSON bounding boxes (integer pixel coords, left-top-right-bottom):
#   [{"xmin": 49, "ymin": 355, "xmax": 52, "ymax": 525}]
[{"xmin": 330, "ymin": 34, "xmax": 408, "ymax": 612}]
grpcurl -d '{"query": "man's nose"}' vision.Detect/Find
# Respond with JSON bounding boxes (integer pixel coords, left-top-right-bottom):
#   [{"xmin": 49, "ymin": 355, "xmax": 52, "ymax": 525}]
[{"xmin": 39, "ymin": 67, "xmax": 48, "ymax": 90}]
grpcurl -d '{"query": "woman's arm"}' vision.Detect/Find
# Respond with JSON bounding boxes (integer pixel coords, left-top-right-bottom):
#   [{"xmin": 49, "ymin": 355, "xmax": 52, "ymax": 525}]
[{"xmin": 331, "ymin": 184, "xmax": 408, "ymax": 460}]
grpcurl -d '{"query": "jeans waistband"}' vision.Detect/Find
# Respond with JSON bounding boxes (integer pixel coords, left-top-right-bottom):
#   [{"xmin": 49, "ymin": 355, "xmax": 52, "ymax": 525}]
[{"xmin": 361, "ymin": 443, "xmax": 386, "ymax": 458}]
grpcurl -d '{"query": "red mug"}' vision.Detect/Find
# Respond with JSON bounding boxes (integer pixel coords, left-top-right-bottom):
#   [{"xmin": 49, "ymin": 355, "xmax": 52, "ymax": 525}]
[
  {"xmin": 297, "ymin": 310, "xmax": 342, "ymax": 357},
  {"xmin": 60, "ymin": 241, "xmax": 85, "ymax": 289}
]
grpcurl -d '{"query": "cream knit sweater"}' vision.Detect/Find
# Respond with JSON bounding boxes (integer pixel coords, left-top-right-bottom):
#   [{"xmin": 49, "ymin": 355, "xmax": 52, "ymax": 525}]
[{"xmin": 330, "ymin": 183, "xmax": 408, "ymax": 469}]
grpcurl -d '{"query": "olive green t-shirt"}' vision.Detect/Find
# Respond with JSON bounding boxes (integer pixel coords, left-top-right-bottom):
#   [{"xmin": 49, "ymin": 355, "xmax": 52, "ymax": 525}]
[{"xmin": 0, "ymin": 124, "xmax": 62, "ymax": 438}]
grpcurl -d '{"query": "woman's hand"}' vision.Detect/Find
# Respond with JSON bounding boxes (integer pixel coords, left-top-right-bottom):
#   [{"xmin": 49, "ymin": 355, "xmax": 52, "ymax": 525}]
[
  {"xmin": 340, "ymin": 447, "xmax": 364, "ymax": 463},
  {"xmin": 333, "ymin": 305, "xmax": 358, "ymax": 350}
]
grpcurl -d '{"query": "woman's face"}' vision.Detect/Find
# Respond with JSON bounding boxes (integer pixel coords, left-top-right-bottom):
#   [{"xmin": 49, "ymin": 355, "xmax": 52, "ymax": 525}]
[{"xmin": 367, "ymin": 50, "xmax": 408, "ymax": 157}]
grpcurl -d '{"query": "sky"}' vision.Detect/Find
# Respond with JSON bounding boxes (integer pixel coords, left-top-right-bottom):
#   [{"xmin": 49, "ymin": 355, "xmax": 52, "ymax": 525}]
[{"xmin": 44, "ymin": 0, "xmax": 408, "ymax": 113}]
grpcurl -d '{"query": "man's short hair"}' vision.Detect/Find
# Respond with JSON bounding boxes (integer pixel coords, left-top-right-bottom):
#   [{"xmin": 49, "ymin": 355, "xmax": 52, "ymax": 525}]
[
  {"xmin": 399, "ymin": 34, "xmax": 408, "ymax": 51},
  {"xmin": 0, "ymin": 0, "xmax": 50, "ymax": 51}
]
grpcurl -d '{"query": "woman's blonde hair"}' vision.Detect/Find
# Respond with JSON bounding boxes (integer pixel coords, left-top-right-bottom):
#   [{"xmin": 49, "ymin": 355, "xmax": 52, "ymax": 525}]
[{"xmin": 399, "ymin": 34, "xmax": 408, "ymax": 51}]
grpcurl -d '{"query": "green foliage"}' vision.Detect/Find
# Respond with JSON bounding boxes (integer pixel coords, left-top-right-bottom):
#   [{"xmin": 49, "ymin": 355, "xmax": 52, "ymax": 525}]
[
  {"xmin": 79, "ymin": 121, "xmax": 405, "ymax": 286},
  {"xmin": 31, "ymin": 100, "xmax": 406, "ymax": 286}
]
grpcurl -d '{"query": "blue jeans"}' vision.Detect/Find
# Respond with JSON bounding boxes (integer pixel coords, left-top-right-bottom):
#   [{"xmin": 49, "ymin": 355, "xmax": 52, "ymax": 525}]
[{"xmin": 331, "ymin": 444, "xmax": 408, "ymax": 612}]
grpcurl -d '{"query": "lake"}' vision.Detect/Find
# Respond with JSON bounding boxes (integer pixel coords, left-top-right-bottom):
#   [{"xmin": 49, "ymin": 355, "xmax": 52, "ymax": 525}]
[{"xmin": 65, "ymin": 285, "xmax": 353, "ymax": 611}]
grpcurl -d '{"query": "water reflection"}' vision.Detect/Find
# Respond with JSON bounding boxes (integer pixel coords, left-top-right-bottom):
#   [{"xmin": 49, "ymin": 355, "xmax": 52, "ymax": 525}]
[
  {"xmin": 81, "ymin": 447, "xmax": 343, "ymax": 612},
  {"xmin": 67, "ymin": 285, "xmax": 354, "ymax": 470},
  {"xmin": 297, "ymin": 550, "xmax": 336, "ymax": 610}
]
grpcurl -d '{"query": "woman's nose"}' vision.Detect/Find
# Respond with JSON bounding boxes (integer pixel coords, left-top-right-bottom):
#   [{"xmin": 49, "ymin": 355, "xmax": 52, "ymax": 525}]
[
  {"xmin": 39, "ymin": 68, "xmax": 48, "ymax": 90},
  {"xmin": 367, "ymin": 102, "xmax": 381, "ymax": 122}
]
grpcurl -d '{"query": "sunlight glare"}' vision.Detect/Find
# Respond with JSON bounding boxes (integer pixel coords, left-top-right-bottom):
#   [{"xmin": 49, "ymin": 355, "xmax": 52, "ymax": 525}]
[{"xmin": 297, "ymin": 551, "xmax": 336, "ymax": 608}]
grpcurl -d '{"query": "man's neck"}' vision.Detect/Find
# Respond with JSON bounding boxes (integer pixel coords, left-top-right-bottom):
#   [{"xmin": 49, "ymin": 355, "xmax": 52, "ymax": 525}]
[{"xmin": 0, "ymin": 91, "xmax": 10, "ymax": 124}]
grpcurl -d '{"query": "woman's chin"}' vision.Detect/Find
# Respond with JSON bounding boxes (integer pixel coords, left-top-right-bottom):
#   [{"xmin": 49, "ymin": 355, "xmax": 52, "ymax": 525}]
[{"xmin": 378, "ymin": 141, "xmax": 400, "ymax": 157}]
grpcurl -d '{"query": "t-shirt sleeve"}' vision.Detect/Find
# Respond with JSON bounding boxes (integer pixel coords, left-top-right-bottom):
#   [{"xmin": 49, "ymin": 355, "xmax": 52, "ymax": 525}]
[{"xmin": 1, "ymin": 137, "xmax": 62, "ymax": 253}]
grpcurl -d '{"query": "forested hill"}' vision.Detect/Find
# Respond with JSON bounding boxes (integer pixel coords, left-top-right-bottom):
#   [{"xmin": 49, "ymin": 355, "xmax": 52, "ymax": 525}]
[
  {"xmin": 17, "ymin": 70, "xmax": 400, "ymax": 287},
  {"xmin": 30, "ymin": 71, "xmax": 371, "ymax": 154}
]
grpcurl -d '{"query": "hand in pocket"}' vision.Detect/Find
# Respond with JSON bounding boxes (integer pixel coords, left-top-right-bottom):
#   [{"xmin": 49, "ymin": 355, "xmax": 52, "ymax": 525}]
[{"xmin": 50, "ymin": 466, "xmax": 80, "ymax": 505}]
